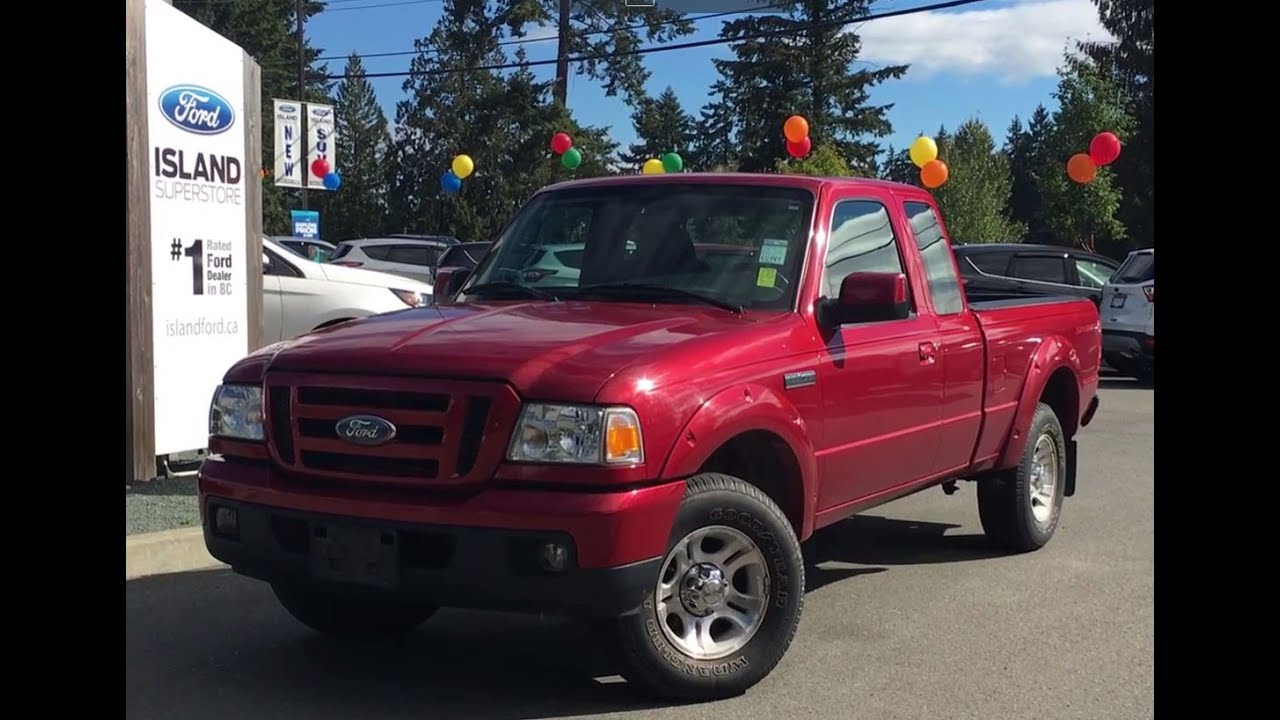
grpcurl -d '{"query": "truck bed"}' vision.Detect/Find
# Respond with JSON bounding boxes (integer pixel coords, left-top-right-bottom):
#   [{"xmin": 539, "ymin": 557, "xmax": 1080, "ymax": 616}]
[{"xmin": 968, "ymin": 295, "xmax": 1102, "ymax": 469}]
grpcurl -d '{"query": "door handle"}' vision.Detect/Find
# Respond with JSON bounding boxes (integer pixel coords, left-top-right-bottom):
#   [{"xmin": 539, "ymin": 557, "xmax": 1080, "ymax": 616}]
[{"xmin": 919, "ymin": 341, "xmax": 938, "ymax": 363}]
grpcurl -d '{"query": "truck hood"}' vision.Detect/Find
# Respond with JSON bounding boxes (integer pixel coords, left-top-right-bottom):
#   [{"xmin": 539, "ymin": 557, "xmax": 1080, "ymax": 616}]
[{"xmin": 260, "ymin": 300, "xmax": 785, "ymax": 401}]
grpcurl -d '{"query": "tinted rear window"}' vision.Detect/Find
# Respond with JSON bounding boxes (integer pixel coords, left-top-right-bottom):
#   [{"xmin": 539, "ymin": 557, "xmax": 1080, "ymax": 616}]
[
  {"xmin": 961, "ymin": 251, "xmax": 1010, "ymax": 276},
  {"xmin": 362, "ymin": 244, "xmax": 394, "ymax": 261},
  {"xmin": 1115, "ymin": 252, "xmax": 1154, "ymax": 283}
]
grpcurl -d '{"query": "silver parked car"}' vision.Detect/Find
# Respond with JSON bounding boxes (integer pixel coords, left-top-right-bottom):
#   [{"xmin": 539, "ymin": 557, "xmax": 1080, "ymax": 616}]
[{"xmin": 328, "ymin": 236, "xmax": 459, "ymax": 285}]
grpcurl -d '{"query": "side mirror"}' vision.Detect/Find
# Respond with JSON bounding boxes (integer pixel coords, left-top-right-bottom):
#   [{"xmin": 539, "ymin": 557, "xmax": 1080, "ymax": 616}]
[
  {"xmin": 820, "ymin": 272, "xmax": 910, "ymax": 327},
  {"xmin": 262, "ymin": 253, "xmax": 270, "ymax": 273}
]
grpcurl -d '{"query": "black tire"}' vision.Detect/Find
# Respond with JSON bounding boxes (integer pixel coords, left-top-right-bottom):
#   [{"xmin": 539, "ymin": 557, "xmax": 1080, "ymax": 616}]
[
  {"xmin": 612, "ymin": 473, "xmax": 805, "ymax": 702},
  {"xmin": 271, "ymin": 583, "xmax": 438, "ymax": 640},
  {"xmin": 1135, "ymin": 366, "xmax": 1154, "ymax": 386},
  {"xmin": 977, "ymin": 402, "xmax": 1067, "ymax": 553}
]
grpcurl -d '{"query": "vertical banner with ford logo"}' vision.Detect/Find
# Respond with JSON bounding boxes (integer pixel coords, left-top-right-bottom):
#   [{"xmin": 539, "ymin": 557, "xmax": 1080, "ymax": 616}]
[
  {"xmin": 145, "ymin": 0, "xmax": 250, "ymax": 455},
  {"xmin": 306, "ymin": 103, "xmax": 337, "ymax": 191},
  {"xmin": 273, "ymin": 100, "xmax": 303, "ymax": 188}
]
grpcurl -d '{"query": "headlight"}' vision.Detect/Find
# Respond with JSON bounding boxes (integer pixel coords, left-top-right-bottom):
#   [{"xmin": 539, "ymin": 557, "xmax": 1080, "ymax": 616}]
[
  {"xmin": 391, "ymin": 288, "xmax": 432, "ymax": 307},
  {"xmin": 209, "ymin": 384, "xmax": 264, "ymax": 441},
  {"xmin": 507, "ymin": 403, "xmax": 643, "ymax": 465}
]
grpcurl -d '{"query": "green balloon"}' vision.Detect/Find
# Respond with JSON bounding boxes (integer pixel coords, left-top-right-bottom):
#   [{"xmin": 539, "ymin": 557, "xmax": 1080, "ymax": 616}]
[
  {"xmin": 662, "ymin": 152, "xmax": 684, "ymax": 173},
  {"xmin": 561, "ymin": 147, "xmax": 583, "ymax": 170}
]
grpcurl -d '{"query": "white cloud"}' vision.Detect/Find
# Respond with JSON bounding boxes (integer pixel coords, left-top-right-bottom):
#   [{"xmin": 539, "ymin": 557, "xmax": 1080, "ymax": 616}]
[{"xmin": 856, "ymin": 0, "xmax": 1113, "ymax": 85}]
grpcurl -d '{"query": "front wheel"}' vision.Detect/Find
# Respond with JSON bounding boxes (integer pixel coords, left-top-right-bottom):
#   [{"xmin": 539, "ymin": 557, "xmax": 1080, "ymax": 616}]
[
  {"xmin": 271, "ymin": 583, "xmax": 438, "ymax": 640},
  {"xmin": 977, "ymin": 402, "xmax": 1068, "ymax": 553},
  {"xmin": 612, "ymin": 473, "xmax": 805, "ymax": 702}
]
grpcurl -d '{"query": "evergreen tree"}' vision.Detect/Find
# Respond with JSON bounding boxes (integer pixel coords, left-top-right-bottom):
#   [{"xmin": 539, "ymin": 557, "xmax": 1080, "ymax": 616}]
[
  {"xmin": 523, "ymin": 0, "xmax": 695, "ymax": 105},
  {"xmin": 174, "ymin": 0, "xmax": 332, "ymax": 235},
  {"xmin": 622, "ymin": 87, "xmax": 695, "ymax": 169},
  {"xmin": 1037, "ymin": 54, "xmax": 1135, "ymax": 253},
  {"xmin": 1005, "ymin": 106, "xmax": 1055, "ymax": 244},
  {"xmin": 1079, "ymin": 0, "xmax": 1153, "ymax": 250},
  {"xmin": 391, "ymin": 2, "xmax": 617, "ymax": 242},
  {"xmin": 701, "ymin": 1, "xmax": 907, "ymax": 173},
  {"xmin": 323, "ymin": 54, "xmax": 390, "ymax": 242},
  {"xmin": 775, "ymin": 143, "xmax": 851, "ymax": 176},
  {"xmin": 928, "ymin": 119, "xmax": 1025, "ymax": 245},
  {"xmin": 690, "ymin": 92, "xmax": 739, "ymax": 172},
  {"xmin": 879, "ymin": 141, "xmax": 918, "ymax": 185}
]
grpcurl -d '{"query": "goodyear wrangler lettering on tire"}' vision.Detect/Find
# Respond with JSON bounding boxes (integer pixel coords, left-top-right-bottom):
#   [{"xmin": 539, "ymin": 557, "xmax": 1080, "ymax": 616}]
[{"xmin": 711, "ymin": 507, "xmax": 792, "ymax": 609}]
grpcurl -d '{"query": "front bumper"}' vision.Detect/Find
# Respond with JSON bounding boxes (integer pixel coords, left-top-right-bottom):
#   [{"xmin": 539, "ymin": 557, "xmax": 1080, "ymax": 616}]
[
  {"xmin": 198, "ymin": 458, "xmax": 684, "ymax": 618},
  {"xmin": 1102, "ymin": 330, "xmax": 1154, "ymax": 368}
]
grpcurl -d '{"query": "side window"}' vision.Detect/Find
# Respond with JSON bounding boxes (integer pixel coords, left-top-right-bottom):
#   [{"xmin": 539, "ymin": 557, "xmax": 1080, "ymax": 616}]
[
  {"xmin": 903, "ymin": 201, "xmax": 964, "ymax": 315},
  {"xmin": 386, "ymin": 245, "xmax": 439, "ymax": 266},
  {"xmin": 362, "ymin": 244, "xmax": 393, "ymax": 261},
  {"xmin": 263, "ymin": 248, "xmax": 300, "ymax": 278},
  {"xmin": 1074, "ymin": 258, "xmax": 1116, "ymax": 288},
  {"xmin": 1009, "ymin": 255, "xmax": 1068, "ymax": 284},
  {"xmin": 824, "ymin": 200, "xmax": 907, "ymax": 301},
  {"xmin": 964, "ymin": 252, "xmax": 1011, "ymax": 276}
]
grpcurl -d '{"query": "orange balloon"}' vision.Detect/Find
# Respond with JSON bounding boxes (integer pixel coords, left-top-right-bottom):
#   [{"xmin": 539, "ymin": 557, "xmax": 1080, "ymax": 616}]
[
  {"xmin": 1067, "ymin": 153, "xmax": 1097, "ymax": 183},
  {"xmin": 920, "ymin": 159, "xmax": 949, "ymax": 188},
  {"xmin": 783, "ymin": 115, "xmax": 809, "ymax": 144}
]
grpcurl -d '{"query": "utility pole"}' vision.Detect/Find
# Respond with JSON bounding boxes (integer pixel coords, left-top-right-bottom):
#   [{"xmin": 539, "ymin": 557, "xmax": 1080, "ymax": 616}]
[
  {"xmin": 554, "ymin": 0, "xmax": 571, "ymax": 106},
  {"xmin": 296, "ymin": 0, "xmax": 309, "ymax": 209}
]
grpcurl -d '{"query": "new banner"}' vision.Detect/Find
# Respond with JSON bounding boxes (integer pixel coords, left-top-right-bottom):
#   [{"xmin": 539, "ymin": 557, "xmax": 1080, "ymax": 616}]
[
  {"xmin": 273, "ymin": 99, "xmax": 303, "ymax": 188},
  {"xmin": 306, "ymin": 102, "xmax": 337, "ymax": 190}
]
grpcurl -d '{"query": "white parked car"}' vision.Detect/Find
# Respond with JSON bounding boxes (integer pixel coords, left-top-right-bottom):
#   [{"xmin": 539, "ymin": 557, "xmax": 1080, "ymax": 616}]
[
  {"xmin": 1100, "ymin": 247, "xmax": 1154, "ymax": 383},
  {"xmin": 261, "ymin": 237, "xmax": 433, "ymax": 342},
  {"xmin": 328, "ymin": 236, "xmax": 458, "ymax": 285}
]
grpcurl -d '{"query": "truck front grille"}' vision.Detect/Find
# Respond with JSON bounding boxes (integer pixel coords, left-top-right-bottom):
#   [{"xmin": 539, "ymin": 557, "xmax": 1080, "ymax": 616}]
[{"xmin": 262, "ymin": 372, "xmax": 521, "ymax": 488}]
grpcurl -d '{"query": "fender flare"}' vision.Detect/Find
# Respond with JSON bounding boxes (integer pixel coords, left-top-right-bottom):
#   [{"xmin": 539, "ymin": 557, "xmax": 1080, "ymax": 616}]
[
  {"xmin": 659, "ymin": 382, "xmax": 819, "ymax": 541},
  {"xmin": 997, "ymin": 336, "xmax": 1083, "ymax": 469}
]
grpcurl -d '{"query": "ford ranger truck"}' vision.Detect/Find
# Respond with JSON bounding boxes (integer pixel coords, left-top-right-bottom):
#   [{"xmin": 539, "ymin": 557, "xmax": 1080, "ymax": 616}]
[{"xmin": 200, "ymin": 174, "xmax": 1102, "ymax": 703}]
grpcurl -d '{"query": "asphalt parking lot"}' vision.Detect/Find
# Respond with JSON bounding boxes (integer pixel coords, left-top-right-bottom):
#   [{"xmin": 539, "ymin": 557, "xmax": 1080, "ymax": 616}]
[{"xmin": 126, "ymin": 377, "xmax": 1154, "ymax": 720}]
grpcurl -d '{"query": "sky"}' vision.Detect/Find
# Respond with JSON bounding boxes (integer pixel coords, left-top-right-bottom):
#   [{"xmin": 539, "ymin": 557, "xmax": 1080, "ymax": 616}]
[{"xmin": 308, "ymin": 0, "xmax": 1112, "ymax": 164}]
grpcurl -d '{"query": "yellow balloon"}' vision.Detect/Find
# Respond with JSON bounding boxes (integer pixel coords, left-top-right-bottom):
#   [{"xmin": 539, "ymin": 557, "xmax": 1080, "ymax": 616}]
[
  {"xmin": 909, "ymin": 136, "xmax": 938, "ymax": 168},
  {"xmin": 643, "ymin": 158, "xmax": 665, "ymax": 174},
  {"xmin": 451, "ymin": 154, "xmax": 475, "ymax": 179}
]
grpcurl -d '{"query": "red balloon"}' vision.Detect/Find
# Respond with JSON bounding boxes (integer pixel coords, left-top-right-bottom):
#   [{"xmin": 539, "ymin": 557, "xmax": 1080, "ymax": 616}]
[
  {"xmin": 786, "ymin": 136, "xmax": 812, "ymax": 158},
  {"xmin": 550, "ymin": 132, "xmax": 573, "ymax": 155},
  {"xmin": 1089, "ymin": 132, "xmax": 1122, "ymax": 166},
  {"xmin": 311, "ymin": 157, "xmax": 330, "ymax": 179}
]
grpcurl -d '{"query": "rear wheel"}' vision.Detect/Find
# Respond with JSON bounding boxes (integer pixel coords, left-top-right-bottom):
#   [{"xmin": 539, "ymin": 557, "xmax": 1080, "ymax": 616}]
[
  {"xmin": 271, "ymin": 583, "xmax": 438, "ymax": 640},
  {"xmin": 612, "ymin": 473, "xmax": 805, "ymax": 702},
  {"xmin": 977, "ymin": 402, "xmax": 1067, "ymax": 553}
]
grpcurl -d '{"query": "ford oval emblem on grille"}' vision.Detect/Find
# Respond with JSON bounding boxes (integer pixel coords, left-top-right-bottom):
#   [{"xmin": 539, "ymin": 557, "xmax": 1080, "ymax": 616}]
[{"xmin": 335, "ymin": 415, "xmax": 397, "ymax": 446}]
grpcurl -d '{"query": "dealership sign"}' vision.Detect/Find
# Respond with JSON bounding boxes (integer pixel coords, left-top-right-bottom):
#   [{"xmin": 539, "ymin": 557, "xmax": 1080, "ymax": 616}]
[
  {"xmin": 274, "ymin": 99, "xmax": 339, "ymax": 190},
  {"xmin": 145, "ymin": 0, "xmax": 250, "ymax": 455}
]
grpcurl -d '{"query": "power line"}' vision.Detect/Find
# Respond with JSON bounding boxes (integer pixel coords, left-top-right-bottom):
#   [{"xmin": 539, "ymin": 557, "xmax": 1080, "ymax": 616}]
[
  {"xmin": 324, "ymin": 0, "xmax": 990, "ymax": 80},
  {"xmin": 324, "ymin": 0, "xmax": 432, "ymax": 12},
  {"xmin": 316, "ymin": 3, "xmax": 795, "ymax": 62}
]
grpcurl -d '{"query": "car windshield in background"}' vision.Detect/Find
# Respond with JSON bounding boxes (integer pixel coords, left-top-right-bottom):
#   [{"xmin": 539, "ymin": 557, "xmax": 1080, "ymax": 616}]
[
  {"xmin": 463, "ymin": 184, "xmax": 815, "ymax": 311},
  {"xmin": 1115, "ymin": 252, "xmax": 1154, "ymax": 283}
]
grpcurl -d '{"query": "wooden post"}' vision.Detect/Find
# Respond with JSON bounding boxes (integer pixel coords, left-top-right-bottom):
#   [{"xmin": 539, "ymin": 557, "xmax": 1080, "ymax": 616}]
[
  {"xmin": 126, "ymin": 0, "xmax": 156, "ymax": 484},
  {"xmin": 244, "ymin": 53, "xmax": 264, "ymax": 353}
]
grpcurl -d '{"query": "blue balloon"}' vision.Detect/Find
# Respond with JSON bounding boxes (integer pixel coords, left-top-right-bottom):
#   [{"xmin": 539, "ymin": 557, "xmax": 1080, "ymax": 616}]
[
  {"xmin": 322, "ymin": 171, "xmax": 342, "ymax": 190},
  {"xmin": 441, "ymin": 171, "xmax": 462, "ymax": 194}
]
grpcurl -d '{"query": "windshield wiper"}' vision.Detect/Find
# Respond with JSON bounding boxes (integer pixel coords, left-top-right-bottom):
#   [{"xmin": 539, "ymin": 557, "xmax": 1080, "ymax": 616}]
[
  {"xmin": 574, "ymin": 282, "xmax": 743, "ymax": 314},
  {"xmin": 463, "ymin": 282, "xmax": 559, "ymax": 301}
]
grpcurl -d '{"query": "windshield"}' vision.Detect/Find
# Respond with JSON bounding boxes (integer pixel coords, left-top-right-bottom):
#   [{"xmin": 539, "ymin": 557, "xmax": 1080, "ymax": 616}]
[
  {"xmin": 1114, "ymin": 251, "xmax": 1154, "ymax": 284},
  {"xmin": 461, "ymin": 183, "xmax": 815, "ymax": 311}
]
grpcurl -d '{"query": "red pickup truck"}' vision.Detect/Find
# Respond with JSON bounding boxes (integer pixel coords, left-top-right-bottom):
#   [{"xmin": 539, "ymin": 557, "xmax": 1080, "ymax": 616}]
[{"xmin": 200, "ymin": 173, "xmax": 1101, "ymax": 702}]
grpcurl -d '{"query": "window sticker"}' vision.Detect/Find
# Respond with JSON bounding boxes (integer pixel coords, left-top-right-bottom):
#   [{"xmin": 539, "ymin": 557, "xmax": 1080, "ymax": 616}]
[
  {"xmin": 756, "ymin": 266, "xmax": 778, "ymax": 288},
  {"xmin": 759, "ymin": 239, "xmax": 789, "ymax": 266}
]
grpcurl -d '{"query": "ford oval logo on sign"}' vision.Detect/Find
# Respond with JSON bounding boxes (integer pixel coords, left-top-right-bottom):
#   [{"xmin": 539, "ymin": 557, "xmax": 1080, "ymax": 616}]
[
  {"xmin": 335, "ymin": 415, "xmax": 397, "ymax": 446},
  {"xmin": 157, "ymin": 84, "xmax": 236, "ymax": 136}
]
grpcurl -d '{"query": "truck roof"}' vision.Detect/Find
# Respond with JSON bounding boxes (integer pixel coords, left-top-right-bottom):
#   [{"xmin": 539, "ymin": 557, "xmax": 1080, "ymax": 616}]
[{"xmin": 539, "ymin": 172, "xmax": 927, "ymax": 197}]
